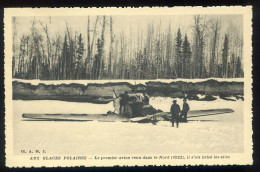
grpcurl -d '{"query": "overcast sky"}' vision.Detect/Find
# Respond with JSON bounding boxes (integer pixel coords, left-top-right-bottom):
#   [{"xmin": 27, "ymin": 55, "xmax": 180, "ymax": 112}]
[{"xmin": 13, "ymin": 15, "xmax": 243, "ymax": 42}]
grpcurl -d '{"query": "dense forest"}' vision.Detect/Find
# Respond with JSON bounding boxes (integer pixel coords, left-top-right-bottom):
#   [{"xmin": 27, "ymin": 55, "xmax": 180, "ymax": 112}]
[{"xmin": 12, "ymin": 15, "xmax": 244, "ymax": 80}]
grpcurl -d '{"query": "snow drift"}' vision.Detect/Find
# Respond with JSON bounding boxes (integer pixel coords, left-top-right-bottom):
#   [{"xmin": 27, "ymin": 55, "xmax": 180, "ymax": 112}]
[{"xmin": 13, "ymin": 79, "xmax": 244, "ymax": 103}]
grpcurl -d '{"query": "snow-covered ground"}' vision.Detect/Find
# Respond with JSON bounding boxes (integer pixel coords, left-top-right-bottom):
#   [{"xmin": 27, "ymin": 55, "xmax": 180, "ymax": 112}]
[
  {"xmin": 13, "ymin": 78, "xmax": 244, "ymax": 86},
  {"xmin": 13, "ymin": 97, "xmax": 244, "ymax": 155}
]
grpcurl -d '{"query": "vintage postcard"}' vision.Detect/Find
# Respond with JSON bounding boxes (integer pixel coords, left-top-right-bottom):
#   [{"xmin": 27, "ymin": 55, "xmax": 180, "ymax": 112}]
[{"xmin": 4, "ymin": 7, "xmax": 252, "ymax": 167}]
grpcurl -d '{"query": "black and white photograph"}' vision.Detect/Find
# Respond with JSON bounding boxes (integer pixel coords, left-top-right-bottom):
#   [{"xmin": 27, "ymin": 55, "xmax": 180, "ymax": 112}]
[{"xmin": 4, "ymin": 7, "xmax": 253, "ymax": 167}]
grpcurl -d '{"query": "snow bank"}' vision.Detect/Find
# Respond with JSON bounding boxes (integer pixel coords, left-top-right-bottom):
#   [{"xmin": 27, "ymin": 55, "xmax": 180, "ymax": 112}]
[
  {"xmin": 13, "ymin": 78, "xmax": 244, "ymax": 86},
  {"xmin": 12, "ymin": 78, "xmax": 244, "ymax": 103}
]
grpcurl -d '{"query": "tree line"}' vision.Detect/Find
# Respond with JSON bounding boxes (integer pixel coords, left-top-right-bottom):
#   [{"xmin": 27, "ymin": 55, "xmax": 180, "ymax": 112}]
[{"xmin": 12, "ymin": 15, "xmax": 244, "ymax": 80}]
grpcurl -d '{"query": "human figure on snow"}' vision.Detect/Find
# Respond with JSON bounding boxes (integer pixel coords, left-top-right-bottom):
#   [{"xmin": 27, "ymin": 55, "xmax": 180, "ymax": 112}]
[
  {"xmin": 181, "ymin": 99, "xmax": 190, "ymax": 122},
  {"xmin": 142, "ymin": 92, "xmax": 150, "ymax": 105},
  {"xmin": 170, "ymin": 100, "xmax": 181, "ymax": 128},
  {"xmin": 119, "ymin": 91, "xmax": 130, "ymax": 114}
]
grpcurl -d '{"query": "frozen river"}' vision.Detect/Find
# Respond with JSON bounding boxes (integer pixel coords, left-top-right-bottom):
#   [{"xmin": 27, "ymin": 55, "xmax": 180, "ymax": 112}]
[{"xmin": 13, "ymin": 97, "xmax": 244, "ymax": 155}]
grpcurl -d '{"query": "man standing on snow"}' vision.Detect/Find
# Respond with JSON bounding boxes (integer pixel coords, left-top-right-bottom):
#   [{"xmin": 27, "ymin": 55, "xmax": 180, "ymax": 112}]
[
  {"xmin": 170, "ymin": 100, "xmax": 181, "ymax": 128},
  {"xmin": 181, "ymin": 99, "xmax": 190, "ymax": 122},
  {"xmin": 119, "ymin": 91, "xmax": 130, "ymax": 114},
  {"xmin": 142, "ymin": 92, "xmax": 150, "ymax": 105}
]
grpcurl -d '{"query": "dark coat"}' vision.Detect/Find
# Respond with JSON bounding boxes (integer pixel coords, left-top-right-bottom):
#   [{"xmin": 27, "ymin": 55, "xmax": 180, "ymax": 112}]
[
  {"xmin": 120, "ymin": 94, "xmax": 129, "ymax": 105},
  {"xmin": 182, "ymin": 102, "xmax": 190, "ymax": 113},
  {"xmin": 143, "ymin": 95, "xmax": 150, "ymax": 105},
  {"xmin": 171, "ymin": 103, "xmax": 181, "ymax": 116}
]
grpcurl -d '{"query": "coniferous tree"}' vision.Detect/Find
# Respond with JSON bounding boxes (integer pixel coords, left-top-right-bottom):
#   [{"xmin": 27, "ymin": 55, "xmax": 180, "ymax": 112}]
[
  {"xmin": 182, "ymin": 34, "xmax": 192, "ymax": 78},
  {"xmin": 61, "ymin": 34, "xmax": 67, "ymax": 79},
  {"xmin": 229, "ymin": 53, "xmax": 235, "ymax": 78},
  {"xmin": 236, "ymin": 56, "xmax": 243, "ymax": 77},
  {"xmin": 12, "ymin": 55, "xmax": 16, "ymax": 77},
  {"xmin": 92, "ymin": 38, "xmax": 103, "ymax": 79},
  {"xmin": 175, "ymin": 28, "xmax": 182, "ymax": 78},
  {"xmin": 155, "ymin": 41, "xmax": 162, "ymax": 79},
  {"xmin": 75, "ymin": 33, "xmax": 85, "ymax": 79},
  {"xmin": 222, "ymin": 34, "xmax": 229, "ymax": 78}
]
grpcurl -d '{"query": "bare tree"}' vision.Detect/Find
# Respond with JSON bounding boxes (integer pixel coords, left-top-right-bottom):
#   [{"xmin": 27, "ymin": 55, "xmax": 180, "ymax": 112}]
[
  {"xmin": 209, "ymin": 18, "xmax": 221, "ymax": 77},
  {"xmin": 108, "ymin": 16, "xmax": 114, "ymax": 79}
]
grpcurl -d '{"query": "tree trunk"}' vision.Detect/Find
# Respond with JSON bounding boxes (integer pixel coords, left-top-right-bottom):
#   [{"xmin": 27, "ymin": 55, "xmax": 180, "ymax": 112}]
[
  {"xmin": 98, "ymin": 16, "xmax": 106, "ymax": 79},
  {"xmin": 109, "ymin": 16, "xmax": 114, "ymax": 79}
]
